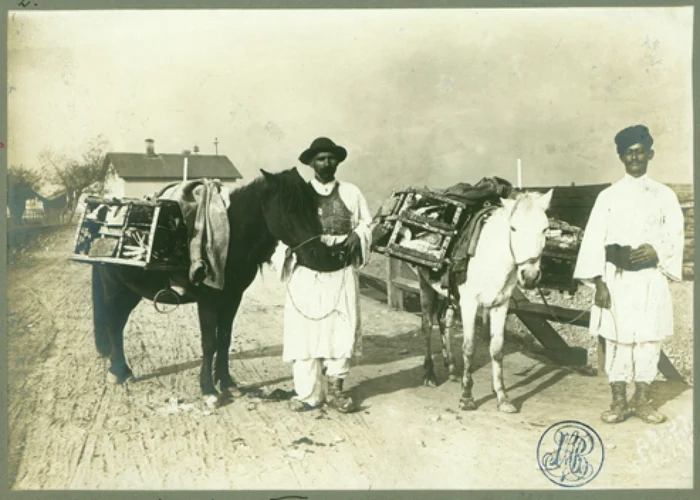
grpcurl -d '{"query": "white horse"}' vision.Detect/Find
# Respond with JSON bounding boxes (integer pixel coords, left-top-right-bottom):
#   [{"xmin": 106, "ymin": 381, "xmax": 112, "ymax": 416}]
[{"xmin": 416, "ymin": 189, "xmax": 553, "ymax": 413}]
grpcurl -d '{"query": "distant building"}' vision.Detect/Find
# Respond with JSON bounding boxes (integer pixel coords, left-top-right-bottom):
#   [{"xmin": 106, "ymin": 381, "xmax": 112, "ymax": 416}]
[
  {"xmin": 7, "ymin": 184, "xmax": 69, "ymax": 227},
  {"xmin": 102, "ymin": 139, "xmax": 243, "ymax": 198},
  {"xmin": 39, "ymin": 188, "xmax": 69, "ymax": 225}
]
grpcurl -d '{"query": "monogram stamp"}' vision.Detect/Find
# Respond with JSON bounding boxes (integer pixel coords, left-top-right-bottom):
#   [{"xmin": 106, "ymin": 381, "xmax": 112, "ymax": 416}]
[{"xmin": 537, "ymin": 420, "xmax": 605, "ymax": 487}]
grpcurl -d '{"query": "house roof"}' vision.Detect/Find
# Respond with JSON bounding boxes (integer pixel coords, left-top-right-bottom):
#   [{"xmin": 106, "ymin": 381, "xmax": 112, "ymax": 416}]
[
  {"xmin": 103, "ymin": 153, "xmax": 243, "ymax": 181},
  {"xmin": 37, "ymin": 185, "xmax": 67, "ymax": 201}
]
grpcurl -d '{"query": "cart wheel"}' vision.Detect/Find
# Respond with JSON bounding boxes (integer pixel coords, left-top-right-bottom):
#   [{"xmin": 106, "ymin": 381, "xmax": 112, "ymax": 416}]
[{"xmin": 153, "ymin": 287, "xmax": 181, "ymax": 314}]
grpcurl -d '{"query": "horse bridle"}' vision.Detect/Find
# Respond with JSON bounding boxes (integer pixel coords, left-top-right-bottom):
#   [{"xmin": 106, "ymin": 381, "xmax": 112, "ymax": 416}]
[
  {"xmin": 507, "ymin": 197, "xmax": 543, "ymax": 268},
  {"xmin": 288, "ymin": 234, "xmax": 323, "ymax": 254}
]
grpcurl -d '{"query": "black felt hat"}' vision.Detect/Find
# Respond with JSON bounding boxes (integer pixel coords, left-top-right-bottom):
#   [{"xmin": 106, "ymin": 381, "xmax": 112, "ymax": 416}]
[
  {"xmin": 299, "ymin": 137, "xmax": 348, "ymax": 165},
  {"xmin": 614, "ymin": 125, "xmax": 654, "ymax": 155}
]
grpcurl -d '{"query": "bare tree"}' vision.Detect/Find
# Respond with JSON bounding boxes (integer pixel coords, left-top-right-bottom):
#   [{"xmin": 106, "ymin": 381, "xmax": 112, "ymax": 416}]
[
  {"xmin": 39, "ymin": 135, "xmax": 111, "ymax": 222},
  {"xmin": 7, "ymin": 164, "xmax": 43, "ymax": 226}
]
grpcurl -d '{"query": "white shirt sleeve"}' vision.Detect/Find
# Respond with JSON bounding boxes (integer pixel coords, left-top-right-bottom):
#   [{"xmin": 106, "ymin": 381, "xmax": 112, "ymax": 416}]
[
  {"xmin": 653, "ymin": 188, "xmax": 685, "ymax": 281},
  {"xmin": 573, "ymin": 189, "xmax": 610, "ymax": 285},
  {"xmin": 338, "ymin": 182, "xmax": 373, "ymax": 268},
  {"xmin": 269, "ymin": 240, "xmax": 296, "ymax": 282}
]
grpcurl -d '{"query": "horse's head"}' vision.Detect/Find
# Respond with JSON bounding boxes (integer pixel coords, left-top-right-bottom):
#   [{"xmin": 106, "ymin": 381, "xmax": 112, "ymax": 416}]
[
  {"xmin": 501, "ymin": 189, "xmax": 553, "ymax": 289},
  {"xmin": 259, "ymin": 167, "xmax": 322, "ymax": 247}
]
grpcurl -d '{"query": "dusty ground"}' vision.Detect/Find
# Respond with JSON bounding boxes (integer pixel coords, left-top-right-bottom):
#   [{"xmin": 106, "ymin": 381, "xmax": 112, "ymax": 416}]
[
  {"xmin": 6, "ymin": 226, "xmax": 694, "ymax": 490},
  {"xmin": 363, "ymin": 255, "xmax": 695, "ymax": 384}
]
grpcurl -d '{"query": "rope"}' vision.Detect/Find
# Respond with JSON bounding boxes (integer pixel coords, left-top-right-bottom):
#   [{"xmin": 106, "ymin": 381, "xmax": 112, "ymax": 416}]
[
  {"xmin": 285, "ymin": 267, "xmax": 348, "ymax": 321},
  {"xmin": 535, "ymin": 286, "xmax": 589, "ymax": 325},
  {"xmin": 153, "ymin": 287, "xmax": 181, "ymax": 314},
  {"xmin": 290, "ymin": 234, "xmax": 322, "ymax": 253},
  {"xmin": 534, "ymin": 282, "xmax": 620, "ymax": 374}
]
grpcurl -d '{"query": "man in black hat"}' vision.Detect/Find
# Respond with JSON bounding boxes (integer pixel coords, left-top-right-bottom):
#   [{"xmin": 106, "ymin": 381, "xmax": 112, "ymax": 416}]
[
  {"xmin": 271, "ymin": 137, "xmax": 373, "ymax": 413},
  {"xmin": 574, "ymin": 125, "xmax": 685, "ymax": 425}
]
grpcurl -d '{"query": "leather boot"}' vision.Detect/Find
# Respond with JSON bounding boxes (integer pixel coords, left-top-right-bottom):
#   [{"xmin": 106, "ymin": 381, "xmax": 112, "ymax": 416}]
[
  {"xmin": 327, "ymin": 377, "xmax": 356, "ymax": 413},
  {"xmin": 630, "ymin": 382, "xmax": 666, "ymax": 424},
  {"xmin": 601, "ymin": 382, "xmax": 630, "ymax": 423}
]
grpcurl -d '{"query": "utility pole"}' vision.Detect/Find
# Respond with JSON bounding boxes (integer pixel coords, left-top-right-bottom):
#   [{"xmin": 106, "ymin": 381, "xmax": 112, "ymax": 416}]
[{"xmin": 214, "ymin": 137, "xmax": 219, "ymax": 156}]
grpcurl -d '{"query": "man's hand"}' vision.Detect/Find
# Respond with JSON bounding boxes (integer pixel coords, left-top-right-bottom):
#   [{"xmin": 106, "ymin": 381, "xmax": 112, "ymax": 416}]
[
  {"xmin": 344, "ymin": 232, "xmax": 361, "ymax": 259},
  {"xmin": 594, "ymin": 278, "xmax": 611, "ymax": 309},
  {"xmin": 629, "ymin": 243, "xmax": 658, "ymax": 267}
]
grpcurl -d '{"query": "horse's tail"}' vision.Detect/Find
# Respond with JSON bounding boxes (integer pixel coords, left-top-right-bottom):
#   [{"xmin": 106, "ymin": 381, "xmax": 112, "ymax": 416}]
[{"xmin": 92, "ymin": 266, "xmax": 111, "ymax": 357}]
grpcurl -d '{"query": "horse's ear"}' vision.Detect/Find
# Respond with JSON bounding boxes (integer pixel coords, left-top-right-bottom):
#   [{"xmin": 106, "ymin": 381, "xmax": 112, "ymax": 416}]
[
  {"xmin": 260, "ymin": 169, "xmax": 276, "ymax": 183},
  {"xmin": 538, "ymin": 189, "xmax": 554, "ymax": 211}
]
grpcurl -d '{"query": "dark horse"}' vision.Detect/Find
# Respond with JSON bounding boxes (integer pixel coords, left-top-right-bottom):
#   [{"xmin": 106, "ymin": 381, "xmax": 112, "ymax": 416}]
[{"xmin": 92, "ymin": 167, "xmax": 338, "ymax": 397}]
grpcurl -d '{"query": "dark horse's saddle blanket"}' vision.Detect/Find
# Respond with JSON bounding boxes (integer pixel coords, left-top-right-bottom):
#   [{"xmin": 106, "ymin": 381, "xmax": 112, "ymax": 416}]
[
  {"xmin": 157, "ymin": 179, "xmax": 230, "ymax": 290},
  {"xmin": 443, "ymin": 205, "xmax": 498, "ymax": 286}
]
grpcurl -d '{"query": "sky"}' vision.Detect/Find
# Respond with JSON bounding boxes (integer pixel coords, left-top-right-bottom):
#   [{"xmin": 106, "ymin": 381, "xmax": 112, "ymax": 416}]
[{"xmin": 7, "ymin": 7, "xmax": 694, "ymax": 209}]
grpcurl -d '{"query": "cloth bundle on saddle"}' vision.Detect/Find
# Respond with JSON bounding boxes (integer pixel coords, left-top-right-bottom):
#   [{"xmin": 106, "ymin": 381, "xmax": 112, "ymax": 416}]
[
  {"xmin": 155, "ymin": 179, "xmax": 231, "ymax": 292},
  {"xmin": 372, "ymin": 176, "xmax": 513, "ymax": 288}
]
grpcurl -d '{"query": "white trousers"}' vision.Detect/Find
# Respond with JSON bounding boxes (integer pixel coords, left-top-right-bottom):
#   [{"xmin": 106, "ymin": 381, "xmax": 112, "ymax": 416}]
[
  {"xmin": 293, "ymin": 358, "xmax": 351, "ymax": 407},
  {"xmin": 605, "ymin": 339, "xmax": 661, "ymax": 384}
]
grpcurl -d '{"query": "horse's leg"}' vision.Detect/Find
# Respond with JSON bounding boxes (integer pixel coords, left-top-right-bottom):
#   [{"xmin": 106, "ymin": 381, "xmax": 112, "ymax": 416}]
[
  {"xmin": 105, "ymin": 289, "xmax": 142, "ymax": 384},
  {"xmin": 419, "ymin": 274, "xmax": 437, "ymax": 386},
  {"xmin": 458, "ymin": 294, "xmax": 479, "ymax": 410},
  {"xmin": 92, "ymin": 266, "xmax": 112, "ymax": 357},
  {"xmin": 214, "ymin": 292, "xmax": 243, "ymax": 396},
  {"xmin": 490, "ymin": 303, "xmax": 517, "ymax": 413},
  {"xmin": 439, "ymin": 302, "xmax": 458, "ymax": 382},
  {"xmin": 197, "ymin": 300, "xmax": 219, "ymax": 396}
]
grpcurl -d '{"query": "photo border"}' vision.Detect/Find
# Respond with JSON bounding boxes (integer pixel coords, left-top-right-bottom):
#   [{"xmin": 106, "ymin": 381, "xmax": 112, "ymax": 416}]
[{"xmin": 1, "ymin": 1, "xmax": 697, "ymax": 499}]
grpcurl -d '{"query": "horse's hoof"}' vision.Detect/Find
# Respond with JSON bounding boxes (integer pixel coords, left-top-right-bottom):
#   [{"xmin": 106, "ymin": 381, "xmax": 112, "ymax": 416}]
[
  {"xmin": 108, "ymin": 367, "xmax": 133, "ymax": 385},
  {"xmin": 459, "ymin": 398, "xmax": 477, "ymax": 411},
  {"xmin": 203, "ymin": 394, "xmax": 219, "ymax": 409},
  {"xmin": 448, "ymin": 373, "xmax": 459, "ymax": 383},
  {"xmin": 216, "ymin": 391, "xmax": 236, "ymax": 407},
  {"xmin": 497, "ymin": 401, "xmax": 518, "ymax": 413},
  {"xmin": 201, "ymin": 378, "xmax": 219, "ymax": 396},
  {"xmin": 423, "ymin": 376, "xmax": 437, "ymax": 387}
]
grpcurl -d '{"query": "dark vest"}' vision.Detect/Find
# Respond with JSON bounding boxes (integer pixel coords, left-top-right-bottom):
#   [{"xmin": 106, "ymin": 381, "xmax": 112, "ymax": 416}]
[
  {"xmin": 294, "ymin": 182, "xmax": 354, "ymax": 272},
  {"xmin": 314, "ymin": 182, "xmax": 353, "ymax": 235}
]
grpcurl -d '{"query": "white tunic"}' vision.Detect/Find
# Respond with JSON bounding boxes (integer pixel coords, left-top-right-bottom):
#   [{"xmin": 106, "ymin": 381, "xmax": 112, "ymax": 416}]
[
  {"xmin": 573, "ymin": 174, "xmax": 685, "ymax": 343},
  {"xmin": 271, "ymin": 179, "xmax": 373, "ymax": 362}
]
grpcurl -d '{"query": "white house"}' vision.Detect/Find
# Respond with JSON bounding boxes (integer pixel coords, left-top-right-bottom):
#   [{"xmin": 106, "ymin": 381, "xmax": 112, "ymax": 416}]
[{"xmin": 102, "ymin": 139, "xmax": 243, "ymax": 199}]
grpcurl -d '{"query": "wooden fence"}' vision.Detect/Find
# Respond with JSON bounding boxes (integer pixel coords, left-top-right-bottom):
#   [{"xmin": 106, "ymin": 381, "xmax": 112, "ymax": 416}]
[{"xmin": 668, "ymin": 183, "xmax": 695, "ymax": 280}]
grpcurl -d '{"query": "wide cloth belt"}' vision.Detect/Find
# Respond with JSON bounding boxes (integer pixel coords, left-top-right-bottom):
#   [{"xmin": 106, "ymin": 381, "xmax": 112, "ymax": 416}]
[
  {"xmin": 605, "ymin": 244, "xmax": 657, "ymax": 272},
  {"xmin": 295, "ymin": 242, "xmax": 351, "ymax": 273}
]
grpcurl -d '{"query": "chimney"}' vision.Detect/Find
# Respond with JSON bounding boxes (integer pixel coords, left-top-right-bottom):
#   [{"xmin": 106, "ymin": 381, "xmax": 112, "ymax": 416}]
[{"xmin": 145, "ymin": 138, "xmax": 156, "ymax": 157}]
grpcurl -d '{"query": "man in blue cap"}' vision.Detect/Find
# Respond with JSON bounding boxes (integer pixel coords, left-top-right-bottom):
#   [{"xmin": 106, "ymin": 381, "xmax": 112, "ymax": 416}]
[
  {"xmin": 272, "ymin": 137, "xmax": 373, "ymax": 413},
  {"xmin": 574, "ymin": 125, "xmax": 685, "ymax": 425}
]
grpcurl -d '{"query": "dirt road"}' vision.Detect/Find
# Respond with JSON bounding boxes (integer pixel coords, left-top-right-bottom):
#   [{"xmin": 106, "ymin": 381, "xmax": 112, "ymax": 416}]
[{"xmin": 7, "ymin": 226, "xmax": 693, "ymax": 490}]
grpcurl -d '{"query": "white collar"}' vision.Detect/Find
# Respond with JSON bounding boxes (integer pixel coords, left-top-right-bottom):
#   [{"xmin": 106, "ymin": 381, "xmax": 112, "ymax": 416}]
[
  {"xmin": 310, "ymin": 178, "xmax": 338, "ymax": 195},
  {"xmin": 624, "ymin": 173, "xmax": 648, "ymax": 182},
  {"xmin": 620, "ymin": 173, "xmax": 651, "ymax": 190}
]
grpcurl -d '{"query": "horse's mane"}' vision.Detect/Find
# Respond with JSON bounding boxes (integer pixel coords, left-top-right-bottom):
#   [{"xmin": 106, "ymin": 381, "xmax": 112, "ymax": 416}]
[
  {"xmin": 227, "ymin": 176, "xmax": 266, "ymax": 213},
  {"xmin": 227, "ymin": 170, "xmax": 322, "ymax": 235}
]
